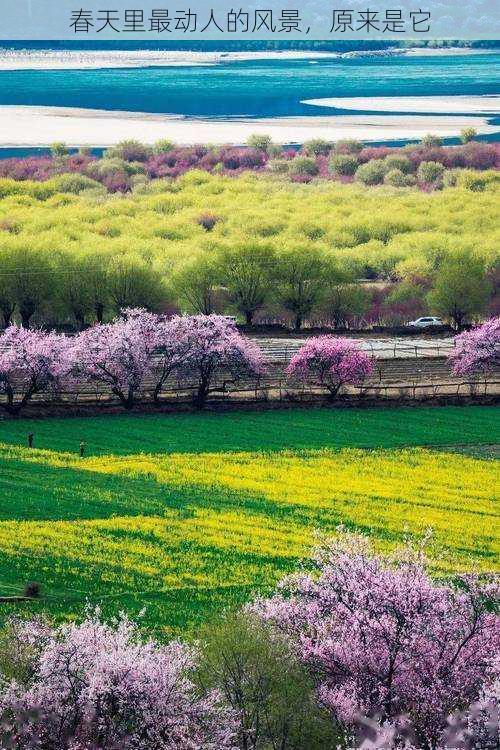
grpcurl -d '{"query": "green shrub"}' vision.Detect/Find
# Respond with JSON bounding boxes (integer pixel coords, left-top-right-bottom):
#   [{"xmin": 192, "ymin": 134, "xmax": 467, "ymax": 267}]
[
  {"xmin": 0, "ymin": 179, "xmax": 25, "ymax": 198},
  {"xmin": 417, "ymin": 161, "xmax": 445, "ymax": 184},
  {"xmin": 267, "ymin": 159, "xmax": 290, "ymax": 174},
  {"xmin": 130, "ymin": 175, "xmax": 150, "ymax": 191},
  {"xmin": 456, "ymin": 169, "xmax": 500, "ymax": 192},
  {"xmin": 50, "ymin": 142, "xmax": 69, "ymax": 158},
  {"xmin": 384, "ymin": 169, "xmax": 416, "ymax": 187},
  {"xmin": 303, "ymin": 139, "xmax": 333, "ymax": 156},
  {"xmin": 335, "ymin": 139, "xmax": 364, "ymax": 154},
  {"xmin": 105, "ymin": 140, "xmax": 151, "ymax": 162},
  {"xmin": 88, "ymin": 158, "xmax": 128, "ymax": 178},
  {"xmin": 421, "ymin": 134, "xmax": 443, "ymax": 147},
  {"xmin": 123, "ymin": 161, "xmax": 147, "ymax": 176},
  {"xmin": 443, "ymin": 169, "xmax": 461, "ymax": 187},
  {"xmin": 383, "ymin": 155, "xmax": 413, "ymax": 174},
  {"xmin": 289, "ymin": 156, "xmax": 319, "ymax": 176},
  {"xmin": 197, "ymin": 614, "xmax": 339, "ymax": 750},
  {"xmin": 247, "ymin": 134, "xmax": 273, "ymax": 152},
  {"xmin": 51, "ymin": 174, "xmax": 103, "ymax": 194},
  {"xmin": 153, "ymin": 139, "xmax": 175, "ymax": 154},
  {"xmin": 355, "ymin": 159, "xmax": 388, "ymax": 185},
  {"xmin": 329, "ymin": 154, "xmax": 359, "ymax": 176},
  {"xmin": 267, "ymin": 144, "xmax": 284, "ymax": 159},
  {"xmin": 460, "ymin": 127, "xmax": 477, "ymax": 144}
]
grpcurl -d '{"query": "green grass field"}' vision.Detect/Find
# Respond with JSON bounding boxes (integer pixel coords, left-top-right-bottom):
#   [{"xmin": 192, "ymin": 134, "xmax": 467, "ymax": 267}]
[{"xmin": 0, "ymin": 405, "xmax": 498, "ymax": 635}]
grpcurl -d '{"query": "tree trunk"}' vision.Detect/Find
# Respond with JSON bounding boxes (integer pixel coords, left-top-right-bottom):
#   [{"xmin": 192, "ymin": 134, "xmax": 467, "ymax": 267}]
[
  {"xmin": 2, "ymin": 385, "xmax": 22, "ymax": 416},
  {"xmin": 1, "ymin": 306, "xmax": 14, "ymax": 329},
  {"xmin": 74, "ymin": 312, "xmax": 85, "ymax": 331},
  {"xmin": 245, "ymin": 310, "xmax": 253, "ymax": 326},
  {"xmin": 195, "ymin": 378, "xmax": 209, "ymax": 409},
  {"xmin": 294, "ymin": 313, "xmax": 303, "ymax": 331},
  {"xmin": 95, "ymin": 302, "xmax": 104, "ymax": 324},
  {"xmin": 113, "ymin": 387, "xmax": 134, "ymax": 410},
  {"xmin": 326, "ymin": 383, "xmax": 341, "ymax": 401},
  {"xmin": 20, "ymin": 309, "xmax": 32, "ymax": 328}
]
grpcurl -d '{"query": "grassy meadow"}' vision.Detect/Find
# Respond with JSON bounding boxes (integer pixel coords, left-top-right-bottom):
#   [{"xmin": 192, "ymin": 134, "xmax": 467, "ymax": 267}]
[{"xmin": 0, "ymin": 405, "xmax": 498, "ymax": 635}]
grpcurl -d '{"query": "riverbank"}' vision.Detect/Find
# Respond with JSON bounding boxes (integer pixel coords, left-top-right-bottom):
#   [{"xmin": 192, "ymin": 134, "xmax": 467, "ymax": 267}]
[
  {"xmin": 303, "ymin": 95, "xmax": 500, "ymax": 114},
  {"xmin": 0, "ymin": 46, "xmax": 496, "ymax": 71},
  {"xmin": 0, "ymin": 104, "xmax": 498, "ymax": 147}
]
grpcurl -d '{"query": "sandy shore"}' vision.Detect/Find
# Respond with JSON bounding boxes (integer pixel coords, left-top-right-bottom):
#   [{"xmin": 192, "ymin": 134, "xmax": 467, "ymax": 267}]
[
  {"xmin": 404, "ymin": 47, "xmax": 498, "ymax": 56},
  {"xmin": 0, "ymin": 47, "xmax": 496, "ymax": 71},
  {"xmin": 0, "ymin": 49, "xmax": 344, "ymax": 71},
  {"xmin": 303, "ymin": 95, "xmax": 500, "ymax": 114},
  {"xmin": 0, "ymin": 105, "xmax": 498, "ymax": 147}
]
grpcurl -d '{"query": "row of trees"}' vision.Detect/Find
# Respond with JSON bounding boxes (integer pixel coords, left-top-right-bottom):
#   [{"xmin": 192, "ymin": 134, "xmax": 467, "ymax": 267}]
[
  {"xmin": 0, "ymin": 244, "xmax": 495, "ymax": 331},
  {"xmin": 1, "ymin": 532, "xmax": 498, "ymax": 749},
  {"xmin": 0, "ymin": 312, "xmax": 264, "ymax": 414},
  {"xmin": 174, "ymin": 246, "xmax": 495, "ymax": 331},
  {"xmin": 0, "ymin": 312, "xmax": 498, "ymax": 415}
]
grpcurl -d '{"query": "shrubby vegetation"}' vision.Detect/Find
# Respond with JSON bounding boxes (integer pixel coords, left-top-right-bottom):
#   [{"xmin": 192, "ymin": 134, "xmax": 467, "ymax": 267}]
[
  {"xmin": 0, "ymin": 136, "xmax": 497, "ymax": 192},
  {"xmin": 0, "ymin": 533, "xmax": 498, "ymax": 749},
  {"xmin": 0, "ymin": 165, "xmax": 497, "ymax": 330}
]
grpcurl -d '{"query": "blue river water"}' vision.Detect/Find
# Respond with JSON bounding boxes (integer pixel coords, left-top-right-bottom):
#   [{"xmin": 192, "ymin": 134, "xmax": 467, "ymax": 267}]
[{"xmin": 0, "ymin": 46, "xmax": 499, "ymax": 156}]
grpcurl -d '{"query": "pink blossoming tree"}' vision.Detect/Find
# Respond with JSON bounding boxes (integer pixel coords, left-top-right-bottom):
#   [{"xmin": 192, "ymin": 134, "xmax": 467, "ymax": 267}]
[
  {"xmin": 0, "ymin": 613, "xmax": 236, "ymax": 750},
  {"xmin": 252, "ymin": 531, "xmax": 499, "ymax": 749},
  {"xmin": 169, "ymin": 315, "xmax": 266, "ymax": 407},
  {"xmin": 71, "ymin": 308, "xmax": 161, "ymax": 409},
  {"xmin": 0, "ymin": 325, "xmax": 72, "ymax": 415},
  {"xmin": 449, "ymin": 316, "xmax": 500, "ymax": 377},
  {"xmin": 286, "ymin": 336, "xmax": 373, "ymax": 397},
  {"xmin": 152, "ymin": 316, "xmax": 193, "ymax": 403}
]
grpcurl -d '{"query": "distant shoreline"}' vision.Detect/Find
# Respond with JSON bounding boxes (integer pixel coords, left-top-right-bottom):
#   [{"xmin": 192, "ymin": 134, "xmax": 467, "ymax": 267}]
[
  {"xmin": 0, "ymin": 46, "xmax": 497, "ymax": 71},
  {"xmin": 0, "ymin": 103, "xmax": 498, "ymax": 148}
]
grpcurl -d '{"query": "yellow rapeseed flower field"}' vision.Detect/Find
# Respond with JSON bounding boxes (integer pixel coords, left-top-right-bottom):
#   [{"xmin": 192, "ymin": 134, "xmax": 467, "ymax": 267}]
[{"xmin": 0, "ymin": 439, "xmax": 497, "ymax": 631}]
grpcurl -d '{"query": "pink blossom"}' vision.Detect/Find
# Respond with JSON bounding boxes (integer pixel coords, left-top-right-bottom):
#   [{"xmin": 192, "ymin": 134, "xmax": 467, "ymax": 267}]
[
  {"xmin": 0, "ymin": 325, "xmax": 72, "ymax": 415},
  {"xmin": 168, "ymin": 315, "xmax": 266, "ymax": 407},
  {"xmin": 0, "ymin": 612, "xmax": 236, "ymax": 750},
  {"xmin": 252, "ymin": 531, "xmax": 499, "ymax": 747},
  {"xmin": 71, "ymin": 308, "xmax": 161, "ymax": 409},
  {"xmin": 286, "ymin": 336, "xmax": 373, "ymax": 396},
  {"xmin": 449, "ymin": 316, "xmax": 500, "ymax": 376}
]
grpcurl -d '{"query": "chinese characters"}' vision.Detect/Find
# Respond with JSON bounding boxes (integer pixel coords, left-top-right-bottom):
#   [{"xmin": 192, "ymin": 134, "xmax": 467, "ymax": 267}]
[{"xmin": 70, "ymin": 8, "xmax": 431, "ymax": 34}]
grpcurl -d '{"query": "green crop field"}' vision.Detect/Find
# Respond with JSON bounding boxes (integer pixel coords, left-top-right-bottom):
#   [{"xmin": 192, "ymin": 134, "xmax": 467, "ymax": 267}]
[{"xmin": 0, "ymin": 405, "xmax": 498, "ymax": 635}]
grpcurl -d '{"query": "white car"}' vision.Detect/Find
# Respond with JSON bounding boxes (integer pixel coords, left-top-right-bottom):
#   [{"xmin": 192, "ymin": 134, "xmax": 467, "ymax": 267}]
[{"xmin": 407, "ymin": 316, "xmax": 444, "ymax": 328}]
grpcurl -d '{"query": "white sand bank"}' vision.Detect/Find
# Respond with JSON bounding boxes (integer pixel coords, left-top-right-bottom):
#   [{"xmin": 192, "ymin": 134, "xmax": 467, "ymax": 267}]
[
  {"xmin": 0, "ymin": 49, "xmax": 343, "ymax": 71},
  {"xmin": 303, "ymin": 95, "xmax": 500, "ymax": 115},
  {"xmin": 0, "ymin": 106, "xmax": 498, "ymax": 147},
  {"xmin": 0, "ymin": 46, "xmax": 496, "ymax": 71},
  {"xmin": 404, "ymin": 47, "xmax": 498, "ymax": 56}
]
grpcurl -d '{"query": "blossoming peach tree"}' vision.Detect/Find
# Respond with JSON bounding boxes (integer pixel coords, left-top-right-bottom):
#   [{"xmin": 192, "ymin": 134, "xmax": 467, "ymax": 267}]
[
  {"xmin": 70, "ymin": 308, "xmax": 162, "ymax": 409},
  {"xmin": 286, "ymin": 336, "xmax": 373, "ymax": 397},
  {"xmin": 0, "ymin": 326, "xmax": 72, "ymax": 415},
  {"xmin": 450, "ymin": 316, "xmax": 500, "ymax": 377},
  {"xmin": 251, "ymin": 532, "xmax": 499, "ymax": 749},
  {"xmin": 0, "ymin": 311, "xmax": 267, "ymax": 413},
  {"xmin": 168, "ymin": 314, "xmax": 266, "ymax": 408},
  {"xmin": 0, "ymin": 613, "xmax": 236, "ymax": 750}
]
